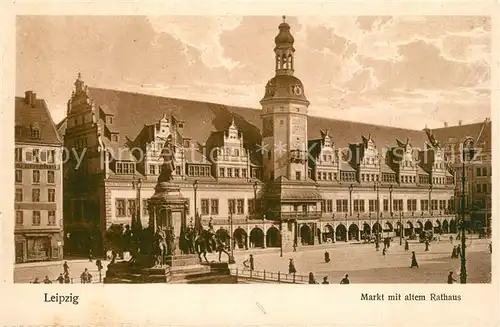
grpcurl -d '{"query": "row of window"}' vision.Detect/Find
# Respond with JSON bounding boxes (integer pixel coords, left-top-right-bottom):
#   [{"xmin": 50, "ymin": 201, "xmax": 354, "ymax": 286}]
[
  {"xmin": 317, "ymin": 171, "xmax": 337, "ymax": 181},
  {"xmin": 320, "ymin": 199, "xmax": 452, "ymax": 213},
  {"xmin": 476, "ymin": 183, "xmax": 492, "ymax": 193},
  {"xmin": 219, "ymin": 167, "xmax": 256, "ymax": 178},
  {"xmin": 217, "ymin": 147, "xmax": 242, "ymax": 157},
  {"xmin": 15, "ymin": 210, "xmax": 56, "ymax": 226},
  {"xmin": 14, "ymin": 148, "xmax": 56, "ymax": 164},
  {"xmin": 189, "ymin": 165, "xmax": 211, "ymax": 177},
  {"xmin": 115, "ymin": 199, "xmax": 155, "ymax": 217},
  {"xmin": 73, "ymin": 137, "xmax": 88, "ymax": 150},
  {"xmin": 15, "ymin": 188, "xmax": 56, "ymax": 202},
  {"xmin": 432, "ymin": 177, "xmax": 447, "ymax": 185},
  {"xmin": 15, "ymin": 125, "xmax": 41, "ymax": 139},
  {"xmin": 381, "ymin": 173, "xmax": 397, "ymax": 183},
  {"xmin": 15, "ymin": 170, "xmax": 55, "ymax": 184},
  {"xmin": 116, "ymin": 162, "xmax": 136, "ymax": 175},
  {"xmin": 114, "ymin": 197, "xmax": 260, "ymax": 218},
  {"xmin": 361, "ymin": 173, "xmax": 379, "ymax": 182},
  {"xmin": 476, "ymin": 167, "xmax": 491, "ymax": 177},
  {"xmin": 401, "ymin": 175, "xmax": 416, "ymax": 184}
]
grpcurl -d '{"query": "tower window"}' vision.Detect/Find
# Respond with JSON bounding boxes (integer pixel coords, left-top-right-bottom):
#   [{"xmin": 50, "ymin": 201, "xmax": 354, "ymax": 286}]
[
  {"xmin": 295, "ymin": 171, "xmax": 301, "ymax": 180},
  {"xmin": 267, "ymin": 151, "xmax": 271, "ymax": 160},
  {"xmin": 280, "ymin": 120, "xmax": 284, "ymax": 125}
]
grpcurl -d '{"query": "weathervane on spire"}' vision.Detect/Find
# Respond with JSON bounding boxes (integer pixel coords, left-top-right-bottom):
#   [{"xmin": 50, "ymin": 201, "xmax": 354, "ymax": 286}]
[{"xmin": 282, "ymin": 15, "xmax": 286, "ymax": 23}]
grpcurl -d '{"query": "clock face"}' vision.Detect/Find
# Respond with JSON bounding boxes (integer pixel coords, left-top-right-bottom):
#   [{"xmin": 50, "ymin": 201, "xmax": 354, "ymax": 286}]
[{"xmin": 293, "ymin": 85, "xmax": 303, "ymax": 96}]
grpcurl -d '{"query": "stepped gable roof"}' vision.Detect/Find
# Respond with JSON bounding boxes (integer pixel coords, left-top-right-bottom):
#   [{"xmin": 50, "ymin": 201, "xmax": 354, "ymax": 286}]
[
  {"xmin": 15, "ymin": 96, "xmax": 62, "ymax": 145},
  {"xmin": 71, "ymin": 87, "xmax": 431, "ymax": 158},
  {"xmin": 431, "ymin": 121, "xmax": 492, "ymax": 153}
]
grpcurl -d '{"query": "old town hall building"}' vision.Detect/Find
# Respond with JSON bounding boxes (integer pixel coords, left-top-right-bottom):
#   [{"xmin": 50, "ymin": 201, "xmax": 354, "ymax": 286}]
[{"xmin": 58, "ymin": 18, "xmax": 461, "ymax": 256}]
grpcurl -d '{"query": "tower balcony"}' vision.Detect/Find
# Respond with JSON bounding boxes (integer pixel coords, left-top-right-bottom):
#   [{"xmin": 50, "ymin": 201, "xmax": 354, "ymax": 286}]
[{"xmin": 289, "ymin": 149, "xmax": 308, "ymax": 163}]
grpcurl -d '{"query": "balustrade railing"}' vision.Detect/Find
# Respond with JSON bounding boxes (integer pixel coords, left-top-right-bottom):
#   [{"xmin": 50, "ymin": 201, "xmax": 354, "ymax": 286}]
[{"xmin": 230, "ymin": 268, "xmax": 308, "ymax": 284}]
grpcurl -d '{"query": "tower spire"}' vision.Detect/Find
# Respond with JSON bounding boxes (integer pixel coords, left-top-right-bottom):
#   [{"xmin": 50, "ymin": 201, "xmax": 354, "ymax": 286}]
[{"xmin": 274, "ymin": 16, "xmax": 295, "ymax": 76}]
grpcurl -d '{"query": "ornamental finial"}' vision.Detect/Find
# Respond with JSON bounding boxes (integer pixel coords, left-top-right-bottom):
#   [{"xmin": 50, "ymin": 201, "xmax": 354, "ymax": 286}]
[{"xmin": 282, "ymin": 15, "xmax": 286, "ymax": 23}]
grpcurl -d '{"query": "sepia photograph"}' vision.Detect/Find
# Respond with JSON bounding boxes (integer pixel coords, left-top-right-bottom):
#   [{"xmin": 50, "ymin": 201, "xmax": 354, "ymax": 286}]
[{"xmin": 13, "ymin": 14, "xmax": 492, "ymax": 286}]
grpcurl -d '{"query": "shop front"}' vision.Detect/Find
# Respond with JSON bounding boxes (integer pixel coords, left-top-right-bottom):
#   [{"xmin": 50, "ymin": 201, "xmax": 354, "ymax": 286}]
[{"xmin": 14, "ymin": 232, "xmax": 63, "ymax": 263}]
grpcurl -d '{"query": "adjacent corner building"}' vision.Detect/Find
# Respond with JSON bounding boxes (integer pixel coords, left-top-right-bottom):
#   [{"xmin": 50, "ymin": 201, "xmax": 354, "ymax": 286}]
[{"xmin": 14, "ymin": 91, "xmax": 64, "ymax": 263}]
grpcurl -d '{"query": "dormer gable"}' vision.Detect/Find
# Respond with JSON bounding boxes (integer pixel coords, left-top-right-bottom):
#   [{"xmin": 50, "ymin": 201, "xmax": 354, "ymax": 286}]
[
  {"xmin": 224, "ymin": 119, "xmax": 243, "ymax": 142},
  {"xmin": 396, "ymin": 137, "xmax": 415, "ymax": 169}
]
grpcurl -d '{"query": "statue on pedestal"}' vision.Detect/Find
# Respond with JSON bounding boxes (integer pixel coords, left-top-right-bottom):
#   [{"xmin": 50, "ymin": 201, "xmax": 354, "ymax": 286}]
[
  {"xmin": 153, "ymin": 229, "xmax": 168, "ymax": 267},
  {"xmin": 158, "ymin": 134, "xmax": 176, "ymax": 183}
]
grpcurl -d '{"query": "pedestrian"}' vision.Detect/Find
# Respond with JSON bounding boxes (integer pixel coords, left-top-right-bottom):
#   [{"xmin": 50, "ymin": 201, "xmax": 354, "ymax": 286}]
[
  {"xmin": 451, "ymin": 246, "xmax": 457, "ymax": 259},
  {"xmin": 322, "ymin": 276, "xmax": 329, "ymax": 284},
  {"xmin": 308, "ymin": 272, "xmax": 317, "ymax": 284},
  {"xmin": 410, "ymin": 251, "xmax": 419, "ymax": 268},
  {"xmin": 288, "ymin": 258, "xmax": 296, "ymax": 275},
  {"xmin": 404, "ymin": 239, "xmax": 409, "ymax": 252},
  {"xmin": 447, "ymin": 271, "xmax": 457, "ymax": 284},
  {"xmin": 32, "ymin": 277, "xmax": 40, "ymax": 284},
  {"xmin": 340, "ymin": 274, "xmax": 350, "ymax": 284},
  {"xmin": 456, "ymin": 245, "xmax": 461, "ymax": 258},
  {"xmin": 56, "ymin": 273, "xmax": 64, "ymax": 284},
  {"xmin": 249, "ymin": 254, "xmax": 254, "ymax": 271},
  {"xmin": 80, "ymin": 268, "xmax": 92, "ymax": 284},
  {"xmin": 382, "ymin": 247, "xmax": 386, "ymax": 256},
  {"xmin": 63, "ymin": 261, "xmax": 69, "ymax": 274},
  {"xmin": 425, "ymin": 240, "xmax": 430, "ymax": 252},
  {"xmin": 96, "ymin": 259, "xmax": 103, "ymax": 272},
  {"xmin": 450, "ymin": 235, "xmax": 453, "ymax": 243},
  {"xmin": 293, "ymin": 240, "xmax": 297, "ymax": 252},
  {"xmin": 43, "ymin": 276, "xmax": 52, "ymax": 284},
  {"xmin": 243, "ymin": 254, "xmax": 254, "ymax": 271},
  {"xmin": 64, "ymin": 272, "xmax": 70, "ymax": 284},
  {"xmin": 88, "ymin": 248, "xmax": 93, "ymax": 262},
  {"xmin": 111, "ymin": 250, "xmax": 117, "ymax": 264},
  {"xmin": 489, "ymin": 242, "xmax": 492, "ymax": 254},
  {"xmin": 324, "ymin": 250, "xmax": 330, "ymax": 263}
]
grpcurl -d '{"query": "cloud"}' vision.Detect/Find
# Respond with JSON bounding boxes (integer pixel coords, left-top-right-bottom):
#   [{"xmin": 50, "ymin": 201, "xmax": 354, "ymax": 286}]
[
  {"xmin": 147, "ymin": 16, "xmax": 243, "ymax": 70},
  {"xmin": 16, "ymin": 15, "xmax": 491, "ymax": 130}
]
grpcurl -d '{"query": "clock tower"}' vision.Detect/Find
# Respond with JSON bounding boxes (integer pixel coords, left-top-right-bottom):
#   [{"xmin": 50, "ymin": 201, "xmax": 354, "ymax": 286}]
[{"xmin": 260, "ymin": 16, "xmax": 310, "ymax": 182}]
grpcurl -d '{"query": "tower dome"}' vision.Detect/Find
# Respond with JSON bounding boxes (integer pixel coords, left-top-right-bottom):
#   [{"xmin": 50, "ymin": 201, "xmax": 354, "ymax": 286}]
[{"xmin": 274, "ymin": 17, "xmax": 295, "ymax": 48}]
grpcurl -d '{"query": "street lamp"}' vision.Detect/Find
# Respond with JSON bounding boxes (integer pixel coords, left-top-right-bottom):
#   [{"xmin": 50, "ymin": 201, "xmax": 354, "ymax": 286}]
[
  {"xmin": 193, "ymin": 180, "xmax": 199, "ymax": 230},
  {"xmin": 400, "ymin": 212, "xmax": 403, "ymax": 245},
  {"xmin": 253, "ymin": 181, "xmax": 258, "ymax": 217},
  {"xmin": 132, "ymin": 177, "xmax": 143, "ymax": 256},
  {"xmin": 348, "ymin": 184, "xmax": 353, "ymax": 216},
  {"xmin": 460, "ymin": 137, "xmax": 475, "ymax": 284},
  {"xmin": 374, "ymin": 181, "xmax": 380, "ymax": 251},
  {"xmin": 228, "ymin": 207, "xmax": 235, "ymax": 264}
]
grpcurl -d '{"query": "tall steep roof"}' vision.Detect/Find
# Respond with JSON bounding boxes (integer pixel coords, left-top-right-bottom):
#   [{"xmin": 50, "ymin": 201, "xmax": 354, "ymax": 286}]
[
  {"xmin": 60, "ymin": 87, "xmax": 431, "ymax": 154},
  {"xmin": 431, "ymin": 120, "xmax": 492, "ymax": 153},
  {"xmin": 15, "ymin": 94, "xmax": 62, "ymax": 145}
]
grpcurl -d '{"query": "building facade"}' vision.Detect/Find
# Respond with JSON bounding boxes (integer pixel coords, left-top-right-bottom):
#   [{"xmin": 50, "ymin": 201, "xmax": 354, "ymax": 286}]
[
  {"xmin": 429, "ymin": 119, "xmax": 492, "ymax": 234},
  {"xmin": 15, "ymin": 91, "xmax": 64, "ymax": 263},
  {"xmin": 60, "ymin": 18, "xmax": 459, "ymax": 256}
]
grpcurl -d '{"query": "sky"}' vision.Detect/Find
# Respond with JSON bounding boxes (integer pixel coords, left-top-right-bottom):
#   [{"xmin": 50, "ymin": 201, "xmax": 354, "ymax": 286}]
[{"xmin": 16, "ymin": 15, "xmax": 491, "ymax": 130}]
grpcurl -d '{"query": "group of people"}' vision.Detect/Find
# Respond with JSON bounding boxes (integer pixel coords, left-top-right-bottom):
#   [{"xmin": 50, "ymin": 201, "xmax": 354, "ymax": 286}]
[
  {"xmin": 31, "ymin": 260, "xmax": 104, "ymax": 284},
  {"xmin": 308, "ymin": 272, "xmax": 350, "ymax": 284},
  {"xmin": 451, "ymin": 245, "xmax": 462, "ymax": 259}
]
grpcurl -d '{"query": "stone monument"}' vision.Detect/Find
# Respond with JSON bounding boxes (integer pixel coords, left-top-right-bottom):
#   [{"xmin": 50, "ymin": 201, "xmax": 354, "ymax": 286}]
[
  {"xmin": 147, "ymin": 134, "xmax": 193, "ymax": 266},
  {"xmin": 104, "ymin": 134, "xmax": 235, "ymax": 283}
]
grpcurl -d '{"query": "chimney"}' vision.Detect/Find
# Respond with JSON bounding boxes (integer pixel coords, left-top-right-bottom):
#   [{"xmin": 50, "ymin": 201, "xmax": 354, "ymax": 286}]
[
  {"xmin": 444, "ymin": 122, "xmax": 448, "ymax": 127},
  {"xmin": 25, "ymin": 91, "xmax": 33, "ymax": 105},
  {"xmin": 458, "ymin": 120, "xmax": 462, "ymax": 126},
  {"xmin": 485, "ymin": 117, "xmax": 490, "ymax": 123},
  {"xmin": 24, "ymin": 90, "xmax": 37, "ymax": 107}
]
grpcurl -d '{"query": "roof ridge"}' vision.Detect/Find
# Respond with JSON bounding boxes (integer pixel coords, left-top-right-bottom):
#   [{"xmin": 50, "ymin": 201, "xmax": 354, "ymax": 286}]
[
  {"xmin": 87, "ymin": 86, "xmax": 427, "ymax": 133},
  {"xmin": 41, "ymin": 99, "xmax": 63, "ymax": 144}
]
